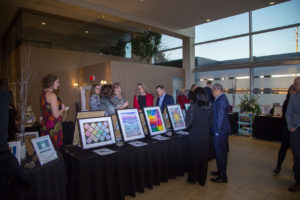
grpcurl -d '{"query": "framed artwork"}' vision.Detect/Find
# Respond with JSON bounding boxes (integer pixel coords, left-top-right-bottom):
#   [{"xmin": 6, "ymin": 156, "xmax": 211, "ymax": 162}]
[
  {"xmin": 273, "ymin": 106, "xmax": 283, "ymax": 117},
  {"xmin": 8, "ymin": 141, "xmax": 21, "ymax": 164},
  {"xmin": 78, "ymin": 116, "xmax": 116, "ymax": 149},
  {"xmin": 166, "ymin": 105, "xmax": 186, "ymax": 131},
  {"xmin": 143, "ymin": 106, "xmax": 167, "ymax": 136},
  {"xmin": 163, "ymin": 108, "xmax": 171, "ymax": 129},
  {"xmin": 73, "ymin": 110, "xmax": 105, "ymax": 145},
  {"xmin": 31, "ymin": 135, "xmax": 58, "ymax": 165},
  {"xmin": 116, "ymin": 108, "xmax": 145, "ymax": 142},
  {"xmin": 184, "ymin": 103, "xmax": 191, "ymax": 111}
]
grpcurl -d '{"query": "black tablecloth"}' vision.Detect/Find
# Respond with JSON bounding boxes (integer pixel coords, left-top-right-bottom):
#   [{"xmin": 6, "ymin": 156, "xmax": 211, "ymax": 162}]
[
  {"xmin": 17, "ymin": 152, "xmax": 68, "ymax": 200},
  {"xmin": 253, "ymin": 115, "xmax": 285, "ymax": 141},
  {"xmin": 229, "ymin": 112, "xmax": 238, "ymax": 135},
  {"xmin": 62, "ymin": 134, "xmax": 189, "ymax": 200}
]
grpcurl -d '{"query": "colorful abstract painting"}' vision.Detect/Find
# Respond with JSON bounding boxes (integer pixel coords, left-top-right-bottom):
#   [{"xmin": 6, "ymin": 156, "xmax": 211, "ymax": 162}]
[
  {"xmin": 144, "ymin": 106, "xmax": 167, "ymax": 136},
  {"xmin": 117, "ymin": 109, "xmax": 145, "ymax": 142},
  {"xmin": 167, "ymin": 105, "xmax": 186, "ymax": 131},
  {"xmin": 78, "ymin": 117, "xmax": 116, "ymax": 149}
]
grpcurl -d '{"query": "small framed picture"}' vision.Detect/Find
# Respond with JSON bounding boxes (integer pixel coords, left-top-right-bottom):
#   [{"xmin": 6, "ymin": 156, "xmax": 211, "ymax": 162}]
[
  {"xmin": 8, "ymin": 141, "xmax": 21, "ymax": 164},
  {"xmin": 24, "ymin": 132, "xmax": 39, "ymax": 156},
  {"xmin": 184, "ymin": 103, "xmax": 191, "ymax": 111},
  {"xmin": 31, "ymin": 135, "xmax": 58, "ymax": 165},
  {"xmin": 78, "ymin": 116, "xmax": 116, "ymax": 149},
  {"xmin": 116, "ymin": 108, "xmax": 145, "ymax": 142},
  {"xmin": 166, "ymin": 104, "xmax": 186, "ymax": 131},
  {"xmin": 143, "ymin": 106, "xmax": 167, "ymax": 136}
]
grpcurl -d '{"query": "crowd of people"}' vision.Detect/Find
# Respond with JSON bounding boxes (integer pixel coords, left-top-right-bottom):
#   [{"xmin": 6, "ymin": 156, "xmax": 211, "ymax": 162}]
[{"xmin": 1, "ymin": 73, "xmax": 299, "ymax": 195}]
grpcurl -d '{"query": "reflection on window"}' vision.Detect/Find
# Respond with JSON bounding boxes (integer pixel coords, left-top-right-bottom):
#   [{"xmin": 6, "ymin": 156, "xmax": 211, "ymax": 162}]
[
  {"xmin": 195, "ymin": 13, "xmax": 248, "ymax": 43},
  {"xmin": 253, "ymin": 27, "xmax": 299, "ymax": 60},
  {"xmin": 252, "ymin": 0, "xmax": 300, "ymax": 32},
  {"xmin": 154, "ymin": 48, "xmax": 182, "ymax": 63},
  {"xmin": 159, "ymin": 35, "xmax": 182, "ymax": 51},
  {"xmin": 195, "ymin": 36, "xmax": 249, "ymax": 66}
]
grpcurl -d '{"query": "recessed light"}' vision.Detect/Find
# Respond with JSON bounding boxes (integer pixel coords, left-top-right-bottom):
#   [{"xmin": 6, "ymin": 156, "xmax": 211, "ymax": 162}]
[
  {"xmin": 269, "ymin": 1, "xmax": 275, "ymax": 5},
  {"xmin": 140, "ymin": 0, "xmax": 144, "ymax": 2},
  {"xmin": 101, "ymin": 14, "xmax": 105, "ymax": 18},
  {"xmin": 41, "ymin": 22, "xmax": 46, "ymax": 26},
  {"xmin": 206, "ymin": 18, "xmax": 210, "ymax": 22},
  {"xmin": 84, "ymin": 30, "xmax": 89, "ymax": 34}
]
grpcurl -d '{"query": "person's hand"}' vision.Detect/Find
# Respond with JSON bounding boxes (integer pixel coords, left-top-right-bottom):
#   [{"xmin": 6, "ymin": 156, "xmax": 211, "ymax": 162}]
[
  {"xmin": 123, "ymin": 101, "xmax": 129, "ymax": 108},
  {"xmin": 290, "ymin": 128, "xmax": 297, "ymax": 132},
  {"xmin": 61, "ymin": 104, "xmax": 65, "ymax": 111}
]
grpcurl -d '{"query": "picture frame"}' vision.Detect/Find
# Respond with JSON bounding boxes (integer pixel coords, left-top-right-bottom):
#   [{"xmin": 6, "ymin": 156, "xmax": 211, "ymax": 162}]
[
  {"xmin": 273, "ymin": 106, "xmax": 283, "ymax": 117},
  {"xmin": 73, "ymin": 110, "xmax": 105, "ymax": 145},
  {"xmin": 78, "ymin": 116, "xmax": 116, "ymax": 149},
  {"xmin": 24, "ymin": 132, "xmax": 39, "ymax": 156},
  {"xmin": 166, "ymin": 104, "xmax": 186, "ymax": 132},
  {"xmin": 31, "ymin": 135, "xmax": 58, "ymax": 165},
  {"xmin": 143, "ymin": 106, "xmax": 167, "ymax": 136},
  {"xmin": 184, "ymin": 103, "xmax": 191, "ymax": 111},
  {"xmin": 116, "ymin": 108, "xmax": 145, "ymax": 142},
  {"xmin": 8, "ymin": 141, "xmax": 21, "ymax": 164},
  {"xmin": 163, "ymin": 108, "xmax": 171, "ymax": 129}
]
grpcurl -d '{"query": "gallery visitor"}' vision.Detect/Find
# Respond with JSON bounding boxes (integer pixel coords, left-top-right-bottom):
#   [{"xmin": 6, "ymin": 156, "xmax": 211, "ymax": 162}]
[
  {"xmin": 133, "ymin": 83, "xmax": 153, "ymax": 112},
  {"xmin": 99, "ymin": 84, "xmax": 116, "ymax": 116},
  {"xmin": 111, "ymin": 82, "xmax": 128, "ymax": 109},
  {"xmin": 89, "ymin": 84, "xmax": 101, "ymax": 111}
]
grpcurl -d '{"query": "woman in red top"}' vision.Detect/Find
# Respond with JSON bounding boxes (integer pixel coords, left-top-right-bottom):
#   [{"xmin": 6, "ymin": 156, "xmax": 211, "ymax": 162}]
[
  {"xmin": 133, "ymin": 83, "xmax": 153, "ymax": 112},
  {"xmin": 177, "ymin": 87, "xmax": 190, "ymax": 109}
]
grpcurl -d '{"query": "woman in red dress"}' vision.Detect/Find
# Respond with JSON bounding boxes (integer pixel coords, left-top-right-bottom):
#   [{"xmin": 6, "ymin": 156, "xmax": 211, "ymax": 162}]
[
  {"xmin": 40, "ymin": 74, "xmax": 65, "ymax": 150},
  {"xmin": 177, "ymin": 87, "xmax": 190, "ymax": 109},
  {"xmin": 133, "ymin": 83, "xmax": 153, "ymax": 112}
]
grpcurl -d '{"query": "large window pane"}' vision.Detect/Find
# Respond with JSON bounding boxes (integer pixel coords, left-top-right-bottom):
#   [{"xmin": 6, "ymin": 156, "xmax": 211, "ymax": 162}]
[
  {"xmin": 159, "ymin": 34, "xmax": 182, "ymax": 51},
  {"xmin": 195, "ymin": 36, "xmax": 249, "ymax": 66},
  {"xmin": 253, "ymin": 27, "xmax": 300, "ymax": 60},
  {"xmin": 154, "ymin": 48, "xmax": 182, "ymax": 64},
  {"xmin": 252, "ymin": 0, "xmax": 300, "ymax": 32},
  {"xmin": 195, "ymin": 13, "xmax": 249, "ymax": 43}
]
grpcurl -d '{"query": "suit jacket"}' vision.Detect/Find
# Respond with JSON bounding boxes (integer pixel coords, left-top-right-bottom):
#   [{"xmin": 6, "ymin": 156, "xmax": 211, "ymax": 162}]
[
  {"xmin": 212, "ymin": 93, "xmax": 231, "ymax": 136},
  {"xmin": 204, "ymin": 86, "xmax": 214, "ymax": 105},
  {"xmin": 156, "ymin": 93, "xmax": 174, "ymax": 113}
]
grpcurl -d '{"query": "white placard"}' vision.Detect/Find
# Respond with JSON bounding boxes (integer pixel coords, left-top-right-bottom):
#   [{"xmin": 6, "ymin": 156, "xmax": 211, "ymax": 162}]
[
  {"xmin": 128, "ymin": 141, "xmax": 148, "ymax": 147},
  {"xmin": 31, "ymin": 135, "xmax": 58, "ymax": 165},
  {"xmin": 93, "ymin": 148, "xmax": 116, "ymax": 156},
  {"xmin": 176, "ymin": 131, "xmax": 189, "ymax": 135},
  {"xmin": 153, "ymin": 135, "xmax": 170, "ymax": 141}
]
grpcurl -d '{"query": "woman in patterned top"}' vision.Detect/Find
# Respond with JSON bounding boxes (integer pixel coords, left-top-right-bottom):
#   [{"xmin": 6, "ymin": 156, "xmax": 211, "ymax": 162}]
[
  {"xmin": 89, "ymin": 84, "xmax": 101, "ymax": 111},
  {"xmin": 111, "ymin": 82, "xmax": 129, "ymax": 109},
  {"xmin": 40, "ymin": 74, "xmax": 65, "ymax": 150}
]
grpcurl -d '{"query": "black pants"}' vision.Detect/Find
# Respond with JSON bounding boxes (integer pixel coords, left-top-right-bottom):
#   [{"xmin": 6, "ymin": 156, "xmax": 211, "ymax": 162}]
[
  {"xmin": 290, "ymin": 128, "xmax": 300, "ymax": 184},
  {"xmin": 213, "ymin": 134, "xmax": 229, "ymax": 179},
  {"xmin": 275, "ymin": 126, "xmax": 291, "ymax": 168}
]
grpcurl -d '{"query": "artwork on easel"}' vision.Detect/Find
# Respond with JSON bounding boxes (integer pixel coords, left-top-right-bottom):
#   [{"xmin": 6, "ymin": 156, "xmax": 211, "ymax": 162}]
[
  {"xmin": 73, "ymin": 111, "xmax": 105, "ymax": 145},
  {"xmin": 166, "ymin": 105, "xmax": 186, "ymax": 131},
  {"xmin": 116, "ymin": 109, "xmax": 145, "ymax": 142},
  {"xmin": 143, "ymin": 106, "xmax": 167, "ymax": 136},
  {"xmin": 8, "ymin": 141, "xmax": 21, "ymax": 164},
  {"xmin": 31, "ymin": 135, "xmax": 58, "ymax": 165},
  {"xmin": 163, "ymin": 108, "xmax": 171, "ymax": 129},
  {"xmin": 24, "ymin": 132, "xmax": 38, "ymax": 156},
  {"xmin": 78, "ymin": 116, "xmax": 116, "ymax": 149}
]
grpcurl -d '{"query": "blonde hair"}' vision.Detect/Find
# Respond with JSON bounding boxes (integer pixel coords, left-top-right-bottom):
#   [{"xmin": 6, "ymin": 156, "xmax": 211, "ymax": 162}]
[
  {"xmin": 136, "ymin": 83, "xmax": 148, "ymax": 96},
  {"xmin": 178, "ymin": 87, "xmax": 185, "ymax": 95}
]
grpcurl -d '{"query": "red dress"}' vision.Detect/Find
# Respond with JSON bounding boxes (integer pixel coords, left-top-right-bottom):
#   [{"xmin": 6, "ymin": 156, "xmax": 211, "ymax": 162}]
[
  {"xmin": 177, "ymin": 94, "xmax": 190, "ymax": 109},
  {"xmin": 40, "ymin": 91, "xmax": 63, "ymax": 150}
]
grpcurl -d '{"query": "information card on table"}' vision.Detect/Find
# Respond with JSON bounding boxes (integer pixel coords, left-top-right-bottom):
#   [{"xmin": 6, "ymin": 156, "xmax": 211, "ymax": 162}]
[
  {"xmin": 93, "ymin": 148, "xmax": 116, "ymax": 156},
  {"xmin": 128, "ymin": 141, "xmax": 148, "ymax": 147},
  {"xmin": 153, "ymin": 135, "xmax": 170, "ymax": 141}
]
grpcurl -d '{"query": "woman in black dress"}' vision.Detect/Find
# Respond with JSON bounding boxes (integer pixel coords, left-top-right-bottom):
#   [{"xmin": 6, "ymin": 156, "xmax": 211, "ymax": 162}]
[{"xmin": 185, "ymin": 87, "xmax": 213, "ymax": 186}]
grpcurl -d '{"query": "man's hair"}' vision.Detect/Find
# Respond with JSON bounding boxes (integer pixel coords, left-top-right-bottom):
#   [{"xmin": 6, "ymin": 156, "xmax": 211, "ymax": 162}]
[
  {"xmin": 212, "ymin": 83, "xmax": 223, "ymax": 92},
  {"xmin": 207, "ymin": 80, "xmax": 212, "ymax": 85},
  {"xmin": 156, "ymin": 85, "xmax": 165, "ymax": 90}
]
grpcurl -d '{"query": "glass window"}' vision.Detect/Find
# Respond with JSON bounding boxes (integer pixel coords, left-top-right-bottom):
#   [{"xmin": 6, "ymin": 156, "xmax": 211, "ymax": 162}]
[
  {"xmin": 159, "ymin": 34, "xmax": 182, "ymax": 51},
  {"xmin": 195, "ymin": 36, "xmax": 249, "ymax": 66},
  {"xmin": 154, "ymin": 48, "xmax": 182, "ymax": 63},
  {"xmin": 253, "ymin": 27, "xmax": 299, "ymax": 60},
  {"xmin": 195, "ymin": 13, "xmax": 249, "ymax": 43},
  {"xmin": 252, "ymin": 0, "xmax": 300, "ymax": 32}
]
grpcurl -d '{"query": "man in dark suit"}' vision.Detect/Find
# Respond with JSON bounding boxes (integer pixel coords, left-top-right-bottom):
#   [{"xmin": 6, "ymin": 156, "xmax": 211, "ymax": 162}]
[
  {"xmin": 155, "ymin": 85, "xmax": 174, "ymax": 113},
  {"xmin": 204, "ymin": 80, "xmax": 214, "ymax": 105},
  {"xmin": 210, "ymin": 83, "xmax": 231, "ymax": 183}
]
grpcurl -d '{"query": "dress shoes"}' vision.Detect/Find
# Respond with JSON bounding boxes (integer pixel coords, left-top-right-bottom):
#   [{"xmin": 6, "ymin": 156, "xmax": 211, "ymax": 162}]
[
  {"xmin": 288, "ymin": 183, "xmax": 300, "ymax": 192},
  {"xmin": 210, "ymin": 177, "xmax": 227, "ymax": 183},
  {"xmin": 272, "ymin": 167, "xmax": 281, "ymax": 175},
  {"xmin": 210, "ymin": 171, "xmax": 219, "ymax": 176}
]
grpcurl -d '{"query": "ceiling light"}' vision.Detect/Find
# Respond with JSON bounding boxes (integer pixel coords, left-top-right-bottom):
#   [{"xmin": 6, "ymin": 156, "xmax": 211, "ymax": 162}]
[
  {"xmin": 208, "ymin": 78, "xmax": 213, "ymax": 81},
  {"xmin": 101, "ymin": 14, "xmax": 105, "ymax": 18},
  {"xmin": 271, "ymin": 74, "xmax": 295, "ymax": 78},
  {"xmin": 221, "ymin": 78, "xmax": 225, "ymax": 80},
  {"xmin": 200, "ymin": 79, "xmax": 204, "ymax": 81},
  {"xmin": 140, "ymin": 0, "xmax": 144, "ymax": 2},
  {"xmin": 206, "ymin": 18, "xmax": 210, "ymax": 22},
  {"xmin": 260, "ymin": 76, "xmax": 264, "ymax": 78},
  {"xmin": 269, "ymin": 1, "xmax": 275, "ymax": 5},
  {"xmin": 41, "ymin": 22, "xmax": 46, "ymax": 26},
  {"xmin": 84, "ymin": 30, "xmax": 89, "ymax": 34}
]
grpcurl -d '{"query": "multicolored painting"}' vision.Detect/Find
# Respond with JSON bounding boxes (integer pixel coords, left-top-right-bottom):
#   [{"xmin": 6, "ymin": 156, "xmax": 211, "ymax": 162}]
[
  {"xmin": 167, "ymin": 105, "xmax": 186, "ymax": 131},
  {"xmin": 143, "ymin": 106, "xmax": 167, "ymax": 136},
  {"xmin": 78, "ymin": 117, "xmax": 116, "ymax": 149},
  {"xmin": 117, "ymin": 109, "xmax": 145, "ymax": 142}
]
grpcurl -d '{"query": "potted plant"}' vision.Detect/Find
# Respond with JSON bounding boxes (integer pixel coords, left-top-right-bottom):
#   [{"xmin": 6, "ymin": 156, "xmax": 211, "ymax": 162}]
[{"xmin": 239, "ymin": 94, "xmax": 261, "ymax": 117}]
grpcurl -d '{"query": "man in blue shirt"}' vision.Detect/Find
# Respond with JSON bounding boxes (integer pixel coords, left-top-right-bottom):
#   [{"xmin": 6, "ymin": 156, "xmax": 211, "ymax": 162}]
[
  {"xmin": 210, "ymin": 83, "xmax": 230, "ymax": 183},
  {"xmin": 286, "ymin": 76, "xmax": 300, "ymax": 192},
  {"xmin": 156, "ymin": 85, "xmax": 174, "ymax": 113},
  {"xmin": 204, "ymin": 80, "xmax": 214, "ymax": 105}
]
